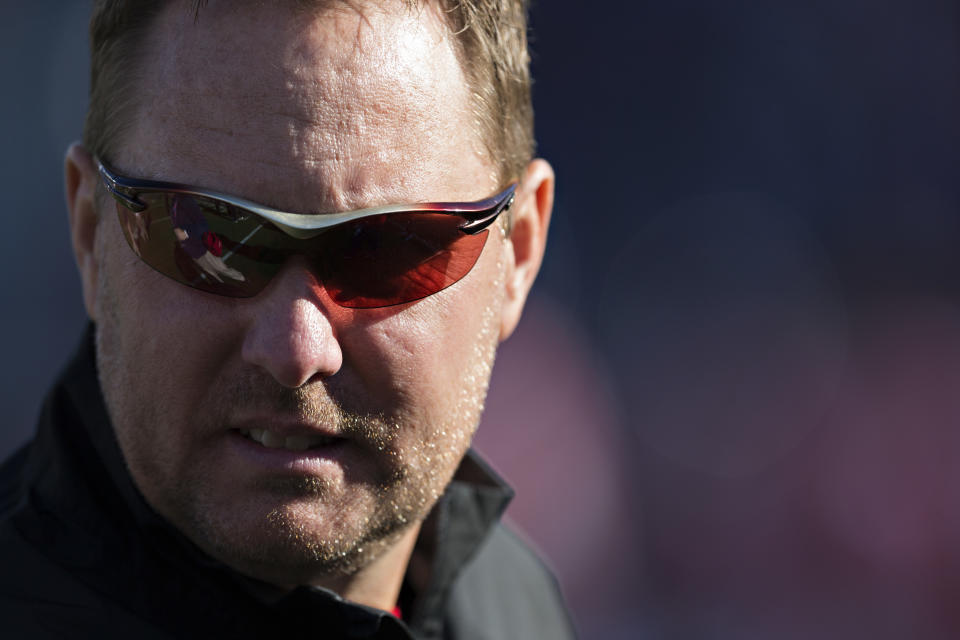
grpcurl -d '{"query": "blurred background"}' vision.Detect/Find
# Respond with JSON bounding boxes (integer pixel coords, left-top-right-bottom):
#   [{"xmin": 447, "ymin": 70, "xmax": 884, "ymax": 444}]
[{"xmin": 3, "ymin": 1, "xmax": 960, "ymax": 638}]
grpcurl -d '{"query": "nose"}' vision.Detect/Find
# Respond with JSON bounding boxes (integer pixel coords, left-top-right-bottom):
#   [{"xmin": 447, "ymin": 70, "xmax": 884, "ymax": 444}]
[{"xmin": 240, "ymin": 264, "xmax": 344, "ymax": 388}]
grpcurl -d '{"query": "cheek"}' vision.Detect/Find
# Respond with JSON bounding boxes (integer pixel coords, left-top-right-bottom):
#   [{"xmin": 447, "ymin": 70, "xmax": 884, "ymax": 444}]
[
  {"xmin": 95, "ymin": 216, "xmax": 239, "ymax": 454},
  {"xmin": 345, "ymin": 237, "xmax": 507, "ymax": 423}
]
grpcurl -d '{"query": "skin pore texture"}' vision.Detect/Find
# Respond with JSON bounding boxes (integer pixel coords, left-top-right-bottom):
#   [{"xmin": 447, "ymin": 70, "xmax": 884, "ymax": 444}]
[{"xmin": 65, "ymin": 0, "xmax": 553, "ymax": 611}]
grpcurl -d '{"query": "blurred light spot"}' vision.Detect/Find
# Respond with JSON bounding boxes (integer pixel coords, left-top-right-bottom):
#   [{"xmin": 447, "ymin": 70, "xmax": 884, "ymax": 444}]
[{"xmin": 815, "ymin": 299, "xmax": 960, "ymax": 571}]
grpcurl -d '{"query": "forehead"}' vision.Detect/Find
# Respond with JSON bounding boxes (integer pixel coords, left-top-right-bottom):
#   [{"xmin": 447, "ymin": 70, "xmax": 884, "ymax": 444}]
[{"xmin": 118, "ymin": 1, "xmax": 492, "ymax": 211}]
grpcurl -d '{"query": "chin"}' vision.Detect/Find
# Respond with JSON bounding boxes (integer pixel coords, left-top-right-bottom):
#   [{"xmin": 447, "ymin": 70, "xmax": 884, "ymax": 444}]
[
  {"xmin": 168, "ymin": 477, "xmax": 425, "ymax": 585},
  {"xmin": 232, "ymin": 522, "xmax": 411, "ymax": 586}
]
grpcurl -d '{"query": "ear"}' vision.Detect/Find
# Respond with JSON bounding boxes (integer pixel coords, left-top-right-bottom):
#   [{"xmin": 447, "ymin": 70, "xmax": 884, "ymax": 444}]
[
  {"xmin": 499, "ymin": 158, "xmax": 555, "ymax": 341},
  {"xmin": 65, "ymin": 143, "xmax": 102, "ymax": 321}
]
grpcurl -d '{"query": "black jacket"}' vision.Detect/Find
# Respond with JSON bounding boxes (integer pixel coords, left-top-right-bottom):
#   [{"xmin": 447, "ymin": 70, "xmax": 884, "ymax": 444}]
[{"xmin": 0, "ymin": 331, "xmax": 576, "ymax": 639}]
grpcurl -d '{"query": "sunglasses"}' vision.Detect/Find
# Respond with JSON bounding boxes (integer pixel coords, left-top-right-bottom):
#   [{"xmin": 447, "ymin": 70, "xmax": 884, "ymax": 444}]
[{"xmin": 97, "ymin": 161, "xmax": 516, "ymax": 308}]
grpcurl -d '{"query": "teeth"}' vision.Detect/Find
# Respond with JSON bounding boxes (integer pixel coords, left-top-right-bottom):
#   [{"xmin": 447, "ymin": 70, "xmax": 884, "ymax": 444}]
[
  {"xmin": 261, "ymin": 430, "xmax": 285, "ymax": 448},
  {"xmin": 243, "ymin": 428, "xmax": 335, "ymax": 451}
]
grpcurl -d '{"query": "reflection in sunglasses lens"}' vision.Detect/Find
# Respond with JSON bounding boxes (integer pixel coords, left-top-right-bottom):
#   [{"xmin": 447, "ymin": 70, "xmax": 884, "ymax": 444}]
[{"xmin": 117, "ymin": 197, "xmax": 487, "ymax": 308}]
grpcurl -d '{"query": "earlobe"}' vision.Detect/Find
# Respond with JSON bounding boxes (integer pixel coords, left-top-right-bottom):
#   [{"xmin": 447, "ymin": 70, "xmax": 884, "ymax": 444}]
[
  {"xmin": 65, "ymin": 143, "xmax": 101, "ymax": 320},
  {"xmin": 499, "ymin": 159, "xmax": 555, "ymax": 341}
]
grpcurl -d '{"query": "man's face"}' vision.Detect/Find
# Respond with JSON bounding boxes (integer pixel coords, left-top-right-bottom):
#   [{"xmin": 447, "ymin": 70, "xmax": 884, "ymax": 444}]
[{"xmin": 90, "ymin": 1, "xmax": 510, "ymax": 584}]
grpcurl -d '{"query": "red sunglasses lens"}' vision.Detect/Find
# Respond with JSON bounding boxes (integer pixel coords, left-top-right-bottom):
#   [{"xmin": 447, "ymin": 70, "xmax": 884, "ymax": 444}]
[
  {"xmin": 319, "ymin": 213, "xmax": 489, "ymax": 308},
  {"xmin": 116, "ymin": 195, "xmax": 488, "ymax": 307}
]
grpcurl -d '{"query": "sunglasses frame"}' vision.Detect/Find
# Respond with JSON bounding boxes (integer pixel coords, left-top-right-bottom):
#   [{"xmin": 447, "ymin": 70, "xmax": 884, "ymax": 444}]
[{"xmin": 96, "ymin": 161, "xmax": 517, "ymax": 240}]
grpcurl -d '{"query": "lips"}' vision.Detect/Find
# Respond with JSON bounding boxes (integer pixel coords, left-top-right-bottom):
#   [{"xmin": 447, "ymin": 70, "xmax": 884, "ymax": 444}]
[{"xmin": 238, "ymin": 428, "xmax": 339, "ymax": 451}]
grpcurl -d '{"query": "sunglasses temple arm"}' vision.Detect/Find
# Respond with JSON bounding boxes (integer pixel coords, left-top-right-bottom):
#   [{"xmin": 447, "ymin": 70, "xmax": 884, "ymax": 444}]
[
  {"xmin": 459, "ymin": 191, "xmax": 516, "ymax": 235},
  {"xmin": 98, "ymin": 164, "xmax": 148, "ymax": 213}
]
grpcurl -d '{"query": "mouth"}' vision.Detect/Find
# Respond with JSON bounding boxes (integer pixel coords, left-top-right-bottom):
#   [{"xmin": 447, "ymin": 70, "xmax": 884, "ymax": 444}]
[{"xmin": 237, "ymin": 428, "xmax": 342, "ymax": 452}]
